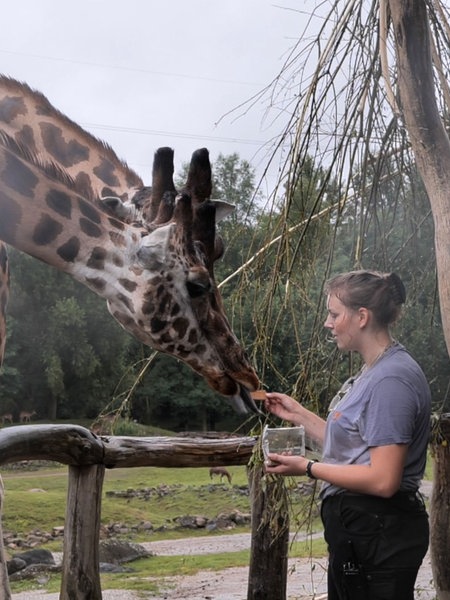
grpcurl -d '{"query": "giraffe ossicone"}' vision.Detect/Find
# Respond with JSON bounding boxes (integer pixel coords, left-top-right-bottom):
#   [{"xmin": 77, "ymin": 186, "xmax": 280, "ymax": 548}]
[{"xmin": 0, "ymin": 75, "xmax": 260, "ymax": 414}]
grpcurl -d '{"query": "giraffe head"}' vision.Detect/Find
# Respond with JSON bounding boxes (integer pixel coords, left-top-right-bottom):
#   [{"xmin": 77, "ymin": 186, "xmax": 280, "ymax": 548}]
[
  {"xmin": 105, "ymin": 147, "xmax": 261, "ymax": 413},
  {"xmin": 0, "ymin": 129, "xmax": 260, "ymax": 413},
  {"xmin": 0, "ymin": 74, "xmax": 260, "ymax": 413}
]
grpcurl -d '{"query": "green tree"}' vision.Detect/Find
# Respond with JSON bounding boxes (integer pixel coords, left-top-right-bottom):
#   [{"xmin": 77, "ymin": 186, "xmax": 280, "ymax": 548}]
[{"xmin": 2, "ymin": 249, "xmax": 134, "ymax": 420}]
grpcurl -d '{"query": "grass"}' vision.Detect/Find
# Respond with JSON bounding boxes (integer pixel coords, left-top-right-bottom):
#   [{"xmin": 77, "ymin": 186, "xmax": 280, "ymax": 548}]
[{"xmin": 1, "ymin": 460, "xmax": 325, "ymax": 594}]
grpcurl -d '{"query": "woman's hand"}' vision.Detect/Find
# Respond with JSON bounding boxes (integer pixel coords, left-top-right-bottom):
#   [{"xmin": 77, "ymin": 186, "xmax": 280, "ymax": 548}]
[
  {"xmin": 264, "ymin": 452, "xmax": 309, "ymax": 477},
  {"xmin": 265, "ymin": 392, "xmax": 303, "ymax": 424}
]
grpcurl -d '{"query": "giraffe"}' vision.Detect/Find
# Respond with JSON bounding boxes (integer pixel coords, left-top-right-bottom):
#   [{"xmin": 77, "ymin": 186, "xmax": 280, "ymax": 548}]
[{"xmin": 0, "ymin": 76, "xmax": 260, "ymax": 413}]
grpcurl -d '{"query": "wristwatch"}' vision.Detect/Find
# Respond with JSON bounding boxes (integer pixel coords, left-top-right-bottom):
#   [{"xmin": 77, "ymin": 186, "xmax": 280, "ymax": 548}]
[{"xmin": 306, "ymin": 459, "xmax": 319, "ymax": 479}]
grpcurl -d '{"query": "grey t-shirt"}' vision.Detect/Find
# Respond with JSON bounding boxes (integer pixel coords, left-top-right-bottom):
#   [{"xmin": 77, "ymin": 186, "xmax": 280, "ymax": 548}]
[{"xmin": 320, "ymin": 343, "xmax": 431, "ymax": 499}]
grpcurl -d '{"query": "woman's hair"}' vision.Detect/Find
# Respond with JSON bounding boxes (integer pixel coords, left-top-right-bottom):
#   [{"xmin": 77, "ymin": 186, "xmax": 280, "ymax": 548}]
[{"xmin": 325, "ymin": 270, "xmax": 406, "ymax": 327}]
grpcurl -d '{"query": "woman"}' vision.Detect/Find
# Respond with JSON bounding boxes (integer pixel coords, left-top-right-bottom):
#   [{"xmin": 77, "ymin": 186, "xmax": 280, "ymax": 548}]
[{"xmin": 264, "ymin": 270, "xmax": 431, "ymax": 600}]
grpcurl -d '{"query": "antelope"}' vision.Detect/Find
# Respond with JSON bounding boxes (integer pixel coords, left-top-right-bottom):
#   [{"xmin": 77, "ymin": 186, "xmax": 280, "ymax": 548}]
[
  {"xmin": 209, "ymin": 466, "xmax": 232, "ymax": 484},
  {"xmin": 0, "ymin": 413, "xmax": 13, "ymax": 425},
  {"xmin": 19, "ymin": 410, "xmax": 36, "ymax": 423}
]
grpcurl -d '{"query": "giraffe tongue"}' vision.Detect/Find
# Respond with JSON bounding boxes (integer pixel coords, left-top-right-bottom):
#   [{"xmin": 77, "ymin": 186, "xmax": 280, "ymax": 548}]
[{"xmin": 228, "ymin": 386, "xmax": 264, "ymax": 415}]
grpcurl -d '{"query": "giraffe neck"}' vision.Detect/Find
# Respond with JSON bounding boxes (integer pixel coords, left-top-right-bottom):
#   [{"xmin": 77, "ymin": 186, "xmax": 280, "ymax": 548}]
[
  {"xmin": 0, "ymin": 243, "xmax": 8, "ymax": 369},
  {"xmin": 0, "ymin": 132, "xmax": 152, "ymax": 305},
  {"xmin": 0, "ymin": 75, "xmax": 142, "ymax": 203}
]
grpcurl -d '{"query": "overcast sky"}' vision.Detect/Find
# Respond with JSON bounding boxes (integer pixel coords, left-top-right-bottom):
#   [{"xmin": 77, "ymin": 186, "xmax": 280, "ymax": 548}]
[{"xmin": 1, "ymin": 1, "xmax": 301, "ymax": 195}]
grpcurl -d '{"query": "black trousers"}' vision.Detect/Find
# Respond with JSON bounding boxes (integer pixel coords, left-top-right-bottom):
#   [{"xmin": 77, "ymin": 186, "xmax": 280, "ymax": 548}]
[{"xmin": 321, "ymin": 491, "xmax": 429, "ymax": 600}]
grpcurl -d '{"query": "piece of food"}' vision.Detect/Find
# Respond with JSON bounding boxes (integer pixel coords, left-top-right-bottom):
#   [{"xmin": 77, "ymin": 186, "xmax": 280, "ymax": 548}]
[{"xmin": 250, "ymin": 390, "xmax": 268, "ymax": 401}]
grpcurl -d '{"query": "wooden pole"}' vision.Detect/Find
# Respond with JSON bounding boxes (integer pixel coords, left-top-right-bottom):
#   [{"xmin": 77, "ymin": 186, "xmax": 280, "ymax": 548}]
[
  {"xmin": 60, "ymin": 464, "xmax": 105, "ymax": 600},
  {"xmin": 247, "ymin": 466, "xmax": 289, "ymax": 600},
  {"xmin": 0, "ymin": 476, "xmax": 11, "ymax": 600}
]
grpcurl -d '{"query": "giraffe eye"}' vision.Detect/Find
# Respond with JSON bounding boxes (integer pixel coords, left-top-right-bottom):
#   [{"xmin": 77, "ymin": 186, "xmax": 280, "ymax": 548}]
[{"xmin": 186, "ymin": 269, "xmax": 212, "ymax": 298}]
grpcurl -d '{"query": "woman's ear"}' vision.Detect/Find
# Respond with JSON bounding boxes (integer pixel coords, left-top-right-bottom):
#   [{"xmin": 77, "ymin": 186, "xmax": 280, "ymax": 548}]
[{"xmin": 358, "ymin": 307, "xmax": 370, "ymax": 328}]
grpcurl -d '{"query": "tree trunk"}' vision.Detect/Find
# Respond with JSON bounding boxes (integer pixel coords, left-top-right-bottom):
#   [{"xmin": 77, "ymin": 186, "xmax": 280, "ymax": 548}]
[
  {"xmin": 388, "ymin": 0, "xmax": 450, "ymax": 353},
  {"xmin": 388, "ymin": 1, "xmax": 450, "ymax": 597},
  {"xmin": 247, "ymin": 467, "xmax": 289, "ymax": 600},
  {"xmin": 430, "ymin": 416, "xmax": 450, "ymax": 600}
]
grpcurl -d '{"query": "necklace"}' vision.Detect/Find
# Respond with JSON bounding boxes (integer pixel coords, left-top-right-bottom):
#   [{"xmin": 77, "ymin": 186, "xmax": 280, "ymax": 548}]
[
  {"xmin": 328, "ymin": 340, "xmax": 397, "ymax": 413},
  {"xmin": 363, "ymin": 339, "xmax": 397, "ymax": 371}
]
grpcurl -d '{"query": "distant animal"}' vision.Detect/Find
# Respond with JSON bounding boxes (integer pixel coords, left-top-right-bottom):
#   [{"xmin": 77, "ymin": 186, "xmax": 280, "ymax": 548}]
[
  {"xmin": 19, "ymin": 410, "xmax": 36, "ymax": 423},
  {"xmin": 90, "ymin": 414, "xmax": 116, "ymax": 436},
  {"xmin": 0, "ymin": 412, "xmax": 13, "ymax": 425},
  {"xmin": 209, "ymin": 467, "xmax": 232, "ymax": 484}
]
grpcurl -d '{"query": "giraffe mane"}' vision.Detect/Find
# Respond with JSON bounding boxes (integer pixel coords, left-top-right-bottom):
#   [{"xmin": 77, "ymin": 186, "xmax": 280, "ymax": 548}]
[
  {"xmin": 0, "ymin": 75, "xmax": 143, "ymax": 190},
  {"xmin": 0, "ymin": 129, "xmax": 100, "ymax": 205}
]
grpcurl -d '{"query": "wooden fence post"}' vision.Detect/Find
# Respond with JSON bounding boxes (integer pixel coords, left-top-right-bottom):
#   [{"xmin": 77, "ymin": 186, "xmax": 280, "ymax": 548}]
[
  {"xmin": 60, "ymin": 464, "xmax": 105, "ymax": 600},
  {"xmin": 247, "ymin": 466, "xmax": 289, "ymax": 600},
  {"xmin": 0, "ymin": 476, "xmax": 11, "ymax": 600}
]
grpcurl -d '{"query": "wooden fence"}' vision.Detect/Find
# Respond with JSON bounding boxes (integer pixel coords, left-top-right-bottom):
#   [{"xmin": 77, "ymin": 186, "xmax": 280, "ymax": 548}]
[{"xmin": 0, "ymin": 424, "xmax": 276, "ymax": 600}]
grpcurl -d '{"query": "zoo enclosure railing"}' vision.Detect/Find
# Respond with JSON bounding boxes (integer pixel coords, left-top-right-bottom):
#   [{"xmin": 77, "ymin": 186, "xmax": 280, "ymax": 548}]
[{"xmin": 0, "ymin": 424, "xmax": 257, "ymax": 600}]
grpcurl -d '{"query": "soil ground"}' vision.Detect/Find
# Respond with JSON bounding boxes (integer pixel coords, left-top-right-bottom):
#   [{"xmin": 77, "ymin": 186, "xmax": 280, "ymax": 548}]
[{"xmin": 11, "ymin": 534, "xmax": 436, "ymax": 600}]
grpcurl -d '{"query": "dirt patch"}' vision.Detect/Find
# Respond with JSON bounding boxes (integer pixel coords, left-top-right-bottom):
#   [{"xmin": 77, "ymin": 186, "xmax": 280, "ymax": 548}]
[{"xmin": 12, "ymin": 534, "xmax": 435, "ymax": 600}]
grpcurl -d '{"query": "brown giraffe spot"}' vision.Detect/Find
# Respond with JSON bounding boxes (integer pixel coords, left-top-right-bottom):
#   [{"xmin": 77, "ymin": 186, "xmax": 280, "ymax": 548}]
[
  {"xmin": 150, "ymin": 317, "xmax": 167, "ymax": 333},
  {"xmin": 158, "ymin": 292, "xmax": 173, "ymax": 315},
  {"xmin": 78, "ymin": 197, "xmax": 101, "ymax": 223},
  {"xmin": 86, "ymin": 247, "xmax": 107, "ymax": 270},
  {"xmin": 0, "ymin": 192, "xmax": 22, "ymax": 243},
  {"xmin": 46, "ymin": 189, "xmax": 72, "ymax": 219},
  {"xmin": 74, "ymin": 172, "xmax": 95, "ymax": 198},
  {"xmin": 0, "ymin": 289, "xmax": 7, "ymax": 313},
  {"xmin": 170, "ymin": 304, "xmax": 181, "ymax": 316},
  {"xmin": 141, "ymin": 297, "xmax": 156, "ymax": 315},
  {"xmin": 172, "ymin": 317, "xmax": 189, "ymax": 338},
  {"xmin": 0, "ymin": 244, "xmax": 7, "ymax": 271},
  {"xmin": 93, "ymin": 159, "xmax": 121, "ymax": 188},
  {"xmin": 0, "ymin": 95, "xmax": 26, "ymax": 123},
  {"xmin": 40, "ymin": 122, "xmax": 90, "ymax": 167},
  {"xmin": 33, "ymin": 214, "xmax": 64, "ymax": 245},
  {"xmin": 79, "ymin": 217, "xmax": 102, "ymax": 238},
  {"xmin": 112, "ymin": 254, "xmax": 124, "ymax": 268},
  {"xmin": 118, "ymin": 278, "xmax": 137, "ymax": 292},
  {"xmin": 57, "ymin": 237, "xmax": 80, "ymax": 262},
  {"xmin": 107, "ymin": 217, "xmax": 126, "ymax": 231},
  {"xmin": 3, "ymin": 152, "xmax": 38, "ymax": 197},
  {"xmin": 16, "ymin": 125, "xmax": 38, "ymax": 154},
  {"xmin": 188, "ymin": 329, "xmax": 199, "ymax": 344},
  {"xmin": 116, "ymin": 293, "xmax": 134, "ymax": 313},
  {"xmin": 85, "ymin": 276, "xmax": 107, "ymax": 292}
]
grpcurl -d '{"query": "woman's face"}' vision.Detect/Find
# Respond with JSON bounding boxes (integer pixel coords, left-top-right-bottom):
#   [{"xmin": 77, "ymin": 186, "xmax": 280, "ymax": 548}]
[{"xmin": 324, "ymin": 293, "xmax": 361, "ymax": 352}]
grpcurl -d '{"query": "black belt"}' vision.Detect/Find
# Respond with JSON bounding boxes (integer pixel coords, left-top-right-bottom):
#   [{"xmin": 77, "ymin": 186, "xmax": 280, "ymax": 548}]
[{"xmin": 323, "ymin": 490, "xmax": 425, "ymax": 512}]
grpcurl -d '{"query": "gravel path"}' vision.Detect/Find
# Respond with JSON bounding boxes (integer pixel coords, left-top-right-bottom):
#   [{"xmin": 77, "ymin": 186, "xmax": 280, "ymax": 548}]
[{"xmin": 11, "ymin": 535, "xmax": 436, "ymax": 600}]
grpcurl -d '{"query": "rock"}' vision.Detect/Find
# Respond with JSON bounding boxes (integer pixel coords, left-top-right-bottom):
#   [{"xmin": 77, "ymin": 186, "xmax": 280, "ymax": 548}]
[
  {"xmin": 7, "ymin": 548, "xmax": 55, "ymax": 575},
  {"xmin": 7, "ymin": 558, "xmax": 26, "ymax": 575},
  {"xmin": 99, "ymin": 539, "xmax": 152, "ymax": 564}
]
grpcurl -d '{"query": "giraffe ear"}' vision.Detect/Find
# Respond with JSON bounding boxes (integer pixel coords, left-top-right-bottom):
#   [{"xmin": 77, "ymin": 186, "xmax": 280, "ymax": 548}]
[
  {"xmin": 211, "ymin": 200, "xmax": 235, "ymax": 223},
  {"xmin": 136, "ymin": 225, "xmax": 171, "ymax": 269},
  {"xmin": 100, "ymin": 196, "xmax": 137, "ymax": 222}
]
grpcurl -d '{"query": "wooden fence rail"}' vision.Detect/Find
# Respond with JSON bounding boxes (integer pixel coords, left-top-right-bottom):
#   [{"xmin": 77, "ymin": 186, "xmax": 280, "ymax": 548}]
[{"xmin": 0, "ymin": 425, "xmax": 259, "ymax": 599}]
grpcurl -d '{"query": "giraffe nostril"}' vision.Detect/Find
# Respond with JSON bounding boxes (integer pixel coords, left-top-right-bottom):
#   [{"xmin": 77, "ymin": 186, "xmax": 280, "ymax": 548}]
[{"xmin": 186, "ymin": 269, "xmax": 212, "ymax": 298}]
